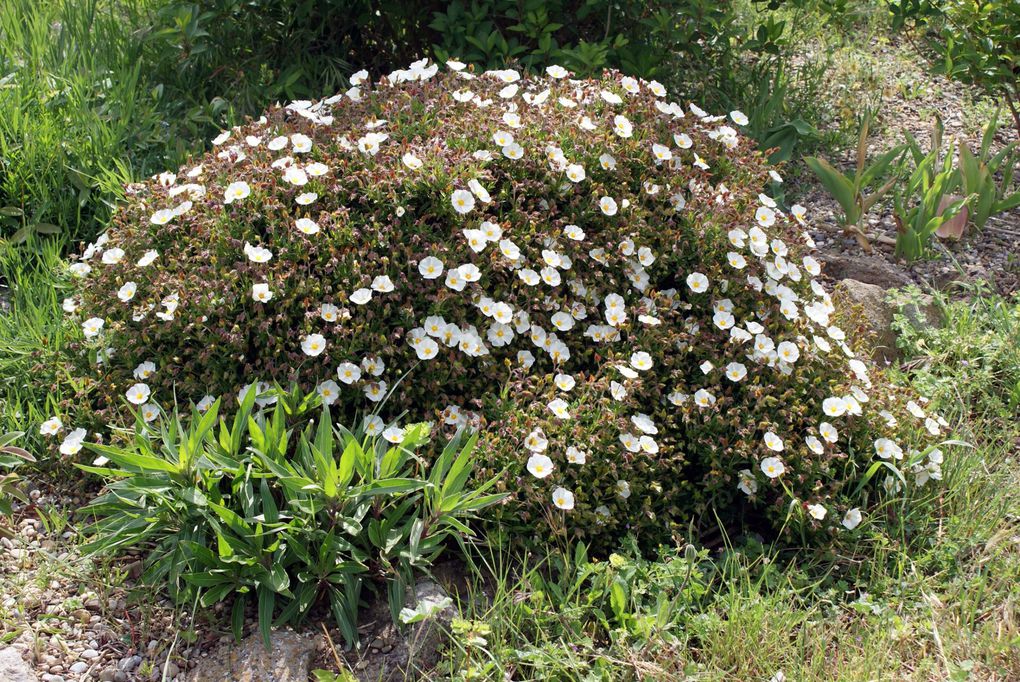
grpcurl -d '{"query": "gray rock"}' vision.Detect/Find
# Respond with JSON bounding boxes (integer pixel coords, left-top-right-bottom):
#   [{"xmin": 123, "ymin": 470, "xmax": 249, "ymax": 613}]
[
  {"xmin": 0, "ymin": 647, "xmax": 38, "ymax": 682},
  {"xmin": 68, "ymin": 661, "xmax": 89, "ymax": 674},
  {"xmin": 118, "ymin": 655, "xmax": 142, "ymax": 672},
  {"xmin": 822, "ymin": 254, "xmax": 913, "ymax": 289},
  {"xmin": 833, "ymin": 279, "xmax": 899, "ymax": 361},
  {"xmin": 833, "ymin": 279, "xmax": 942, "ymax": 363},
  {"xmin": 185, "ymin": 629, "xmax": 316, "ymax": 682}
]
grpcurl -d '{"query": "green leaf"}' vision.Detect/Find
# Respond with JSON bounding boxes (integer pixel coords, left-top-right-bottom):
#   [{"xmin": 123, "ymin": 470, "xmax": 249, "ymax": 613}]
[
  {"xmin": 231, "ymin": 595, "xmax": 246, "ymax": 642},
  {"xmin": 257, "ymin": 587, "xmax": 275, "ymax": 648},
  {"xmin": 804, "ymin": 156, "xmax": 858, "ymax": 224}
]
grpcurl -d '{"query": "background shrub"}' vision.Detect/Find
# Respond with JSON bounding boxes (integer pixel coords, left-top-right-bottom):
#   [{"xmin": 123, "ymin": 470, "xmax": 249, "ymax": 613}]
[{"xmin": 61, "ymin": 63, "xmax": 945, "ymax": 552}]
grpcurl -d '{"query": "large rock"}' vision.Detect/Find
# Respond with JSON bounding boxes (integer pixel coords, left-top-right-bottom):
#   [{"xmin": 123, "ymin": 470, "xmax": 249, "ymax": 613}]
[
  {"xmin": 349, "ymin": 580, "xmax": 455, "ymax": 682},
  {"xmin": 822, "ymin": 254, "xmax": 914, "ymax": 289},
  {"xmin": 0, "ymin": 647, "xmax": 38, "ymax": 682},
  {"xmin": 186, "ymin": 629, "xmax": 316, "ymax": 682},
  {"xmin": 833, "ymin": 279, "xmax": 942, "ymax": 363}
]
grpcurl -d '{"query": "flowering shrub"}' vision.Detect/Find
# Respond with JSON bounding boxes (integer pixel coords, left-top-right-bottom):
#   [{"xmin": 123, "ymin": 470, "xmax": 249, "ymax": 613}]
[{"xmin": 60, "ymin": 59, "xmax": 947, "ymax": 549}]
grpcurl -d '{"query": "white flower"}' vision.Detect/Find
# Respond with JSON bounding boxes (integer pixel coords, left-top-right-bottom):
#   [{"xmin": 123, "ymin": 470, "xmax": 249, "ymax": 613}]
[
  {"xmin": 117, "ymin": 282, "xmax": 137, "ymax": 302},
  {"xmin": 566, "ymin": 446, "xmax": 586, "ymax": 464},
  {"xmin": 599, "ymin": 196, "xmax": 618, "ymax": 216},
  {"xmin": 296, "ymin": 218, "xmax": 319, "ymax": 235},
  {"xmin": 320, "ymin": 303, "xmax": 340, "ymax": 322},
  {"xmin": 730, "ymin": 110, "xmax": 749, "ymax": 125},
  {"xmin": 546, "ymin": 65, "xmax": 568, "ymax": 78},
  {"xmin": 616, "ymin": 480, "xmax": 631, "ymax": 499},
  {"xmin": 760, "ymin": 457, "xmax": 785, "ymax": 478},
  {"xmin": 350, "ymin": 288, "xmax": 373, "ymax": 305},
  {"xmin": 565, "ymin": 164, "xmax": 585, "ymax": 183},
  {"xmin": 415, "ymin": 338, "xmax": 439, "ymax": 360},
  {"xmin": 738, "ymin": 469, "xmax": 758, "ymax": 496},
  {"xmin": 40, "ymin": 416, "xmax": 63, "ymax": 436},
  {"xmin": 150, "ymin": 208, "xmax": 174, "ymax": 225},
  {"xmin": 137, "ymin": 250, "xmax": 158, "ymax": 267},
  {"xmin": 418, "ymin": 256, "xmax": 444, "ymax": 279},
  {"xmin": 468, "ymin": 178, "xmax": 491, "ymax": 202},
  {"xmin": 296, "ymin": 192, "xmax": 318, "ymax": 205},
  {"xmin": 652, "ymin": 143, "xmax": 673, "ymax": 162},
  {"xmin": 819, "ymin": 422, "xmax": 838, "ymax": 443},
  {"xmin": 372, "ymin": 275, "xmax": 395, "ymax": 293},
  {"xmin": 337, "ymin": 362, "xmax": 361, "ymax": 384},
  {"xmin": 694, "ymin": 389, "xmax": 716, "ymax": 408},
  {"xmin": 244, "ymin": 242, "xmax": 273, "ymax": 263},
  {"xmin": 807, "ymin": 503, "xmax": 827, "ymax": 520},
  {"xmin": 524, "ymin": 429, "xmax": 548, "ymax": 452},
  {"xmin": 451, "ymin": 189, "xmax": 475, "ymax": 214},
  {"xmin": 301, "ymin": 333, "xmax": 327, "ymax": 356},
  {"xmin": 59, "ymin": 428, "xmax": 87, "ymax": 456},
  {"xmin": 874, "ymin": 438, "xmax": 903, "ymax": 460},
  {"xmin": 126, "ymin": 383, "xmax": 151, "ymax": 405},
  {"xmin": 82, "ymin": 317, "xmax": 105, "ymax": 338},
  {"xmin": 613, "ymin": 115, "xmax": 633, "ymax": 137},
  {"xmin": 777, "ymin": 341, "xmax": 800, "ymax": 364},
  {"xmin": 763, "ymin": 431, "xmax": 784, "ymax": 452},
  {"xmin": 363, "ymin": 381, "xmax": 387, "ymax": 402},
  {"xmin": 252, "ymin": 283, "xmax": 273, "ymax": 302},
  {"xmin": 842, "ymin": 508, "xmax": 862, "ymax": 530},
  {"xmin": 630, "ymin": 351, "xmax": 653, "ymax": 371},
  {"xmin": 822, "ymin": 397, "xmax": 848, "ymax": 417},
  {"xmin": 317, "ymin": 380, "xmax": 341, "ymax": 405},
  {"xmin": 548, "ymin": 398, "xmax": 570, "ymax": 419},
  {"xmin": 283, "ymin": 166, "xmax": 308, "ymax": 186},
  {"xmin": 357, "ymin": 132, "xmax": 388, "ymax": 155},
  {"xmin": 725, "ymin": 362, "xmax": 747, "ymax": 382},
  {"xmin": 554, "ymin": 373, "xmax": 575, "ymax": 391},
  {"xmin": 101, "ymin": 247, "xmax": 124, "ymax": 265},
  {"xmin": 552, "ymin": 487, "xmax": 575, "ymax": 510},
  {"xmin": 527, "ymin": 454, "xmax": 554, "ymax": 478},
  {"xmin": 686, "ymin": 272, "xmax": 709, "ymax": 293},
  {"xmin": 124, "ymin": 363, "xmax": 153, "ymax": 385},
  {"xmin": 196, "ymin": 395, "xmax": 216, "ymax": 412},
  {"xmin": 224, "ymin": 181, "xmax": 251, "ymax": 203},
  {"xmin": 362, "ymin": 415, "xmax": 383, "ymax": 436}
]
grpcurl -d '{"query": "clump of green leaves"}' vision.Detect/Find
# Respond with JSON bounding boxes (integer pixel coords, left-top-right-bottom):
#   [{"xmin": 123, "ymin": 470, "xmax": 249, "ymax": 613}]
[
  {"xmin": 77, "ymin": 385, "xmax": 505, "ymax": 646},
  {"xmin": 891, "ymin": 116, "xmax": 968, "ymax": 260},
  {"xmin": 0, "ymin": 431, "xmax": 35, "ymax": 528},
  {"xmin": 957, "ymin": 109, "xmax": 1020, "ymax": 232},
  {"xmin": 804, "ymin": 113, "xmax": 905, "ymax": 251}
]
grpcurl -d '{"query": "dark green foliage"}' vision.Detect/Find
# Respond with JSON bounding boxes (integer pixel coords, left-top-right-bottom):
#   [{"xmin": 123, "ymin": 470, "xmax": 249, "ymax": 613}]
[{"xmin": 77, "ymin": 385, "xmax": 505, "ymax": 645}]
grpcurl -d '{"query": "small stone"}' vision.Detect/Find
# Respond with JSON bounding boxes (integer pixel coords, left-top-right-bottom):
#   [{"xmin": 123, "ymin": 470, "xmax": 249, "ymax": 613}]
[
  {"xmin": 80, "ymin": 649, "xmax": 100, "ymax": 660},
  {"xmin": 98, "ymin": 668, "xmax": 119, "ymax": 681},
  {"xmin": 69, "ymin": 662, "xmax": 88, "ymax": 674},
  {"xmin": 119, "ymin": 655, "xmax": 142, "ymax": 672}
]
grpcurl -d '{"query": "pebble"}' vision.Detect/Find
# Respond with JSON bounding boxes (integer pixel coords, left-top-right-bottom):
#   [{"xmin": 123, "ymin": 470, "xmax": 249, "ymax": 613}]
[
  {"xmin": 119, "ymin": 655, "xmax": 142, "ymax": 672},
  {"xmin": 69, "ymin": 661, "xmax": 88, "ymax": 673},
  {"xmin": 81, "ymin": 648, "xmax": 100, "ymax": 659},
  {"xmin": 98, "ymin": 668, "xmax": 120, "ymax": 681},
  {"xmin": 42, "ymin": 675, "xmax": 64, "ymax": 682}
]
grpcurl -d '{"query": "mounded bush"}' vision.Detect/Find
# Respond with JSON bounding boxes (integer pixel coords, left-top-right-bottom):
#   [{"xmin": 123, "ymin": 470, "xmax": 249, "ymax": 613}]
[{"xmin": 62, "ymin": 60, "xmax": 946, "ymax": 550}]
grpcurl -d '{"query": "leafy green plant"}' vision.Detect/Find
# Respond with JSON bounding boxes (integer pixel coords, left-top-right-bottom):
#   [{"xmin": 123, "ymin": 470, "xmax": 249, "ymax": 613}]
[
  {"xmin": 77, "ymin": 385, "xmax": 505, "ymax": 646},
  {"xmin": 957, "ymin": 109, "xmax": 1020, "ymax": 232},
  {"xmin": 804, "ymin": 113, "xmax": 905, "ymax": 250},
  {"xmin": 0, "ymin": 431, "xmax": 35, "ymax": 525},
  {"xmin": 891, "ymin": 116, "xmax": 969, "ymax": 260}
]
